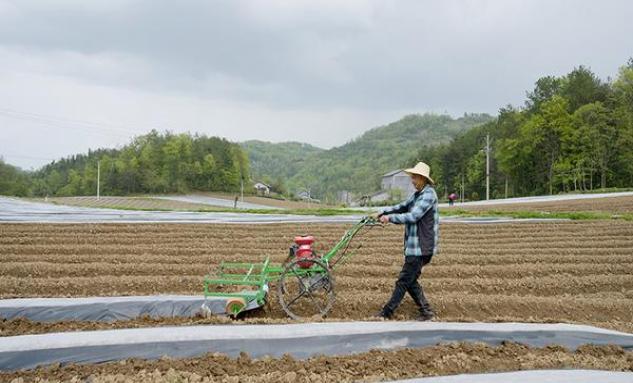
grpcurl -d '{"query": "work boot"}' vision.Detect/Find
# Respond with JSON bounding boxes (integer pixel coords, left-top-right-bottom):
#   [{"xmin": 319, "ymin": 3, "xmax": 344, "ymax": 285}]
[
  {"xmin": 374, "ymin": 310, "xmax": 392, "ymax": 320},
  {"xmin": 416, "ymin": 309, "xmax": 435, "ymax": 322}
]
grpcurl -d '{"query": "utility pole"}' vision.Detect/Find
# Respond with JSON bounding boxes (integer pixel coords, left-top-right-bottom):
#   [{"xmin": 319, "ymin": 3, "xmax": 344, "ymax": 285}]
[
  {"xmin": 97, "ymin": 160, "xmax": 101, "ymax": 200},
  {"xmin": 240, "ymin": 177, "xmax": 244, "ymax": 202},
  {"xmin": 485, "ymin": 134, "xmax": 490, "ymax": 201}
]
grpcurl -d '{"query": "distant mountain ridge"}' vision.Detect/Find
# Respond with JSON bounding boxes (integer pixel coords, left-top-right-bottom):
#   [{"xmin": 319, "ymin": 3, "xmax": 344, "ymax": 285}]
[{"xmin": 241, "ymin": 113, "xmax": 494, "ymax": 200}]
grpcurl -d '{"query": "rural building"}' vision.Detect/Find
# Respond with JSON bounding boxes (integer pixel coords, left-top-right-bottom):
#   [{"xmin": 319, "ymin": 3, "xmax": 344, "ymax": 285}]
[
  {"xmin": 253, "ymin": 182, "xmax": 270, "ymax": 196},
  {"xmin": 351, "ymin": 169, "xmax": 416, "ymax": 206},
  {"xmin": 297, "ymin": 190, "xmax": 320, "ymax": 204},
  {"xmin": 381, "ymin": 170, "xmax": 416, "ymax": 196}
]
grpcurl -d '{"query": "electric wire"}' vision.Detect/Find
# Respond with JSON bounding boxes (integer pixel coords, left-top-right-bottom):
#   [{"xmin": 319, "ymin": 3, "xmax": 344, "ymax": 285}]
[{"xmin": 0, "ymin": 108, "xmax": 151, "ymax": 139}]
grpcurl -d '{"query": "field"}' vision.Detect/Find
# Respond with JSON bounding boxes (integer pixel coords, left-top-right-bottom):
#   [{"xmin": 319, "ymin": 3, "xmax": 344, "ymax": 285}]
[
  {"xmin": 1, "ymin": 219, "xmax": 633, "ymax": 381},
  {"xmin": 38, "ymin": 196, "xmax": 223, "ymax": 211},
  {"xmin": 38, "ymin": 193, "xmax": 633, "ymax": 219},
  {"xmin": 197, "ymin": 192, "xmax": 332, "ymax": 209},
  {"xmin": 39, "ymin": 192, "xmax": 328, "ymax": 212},
  {"xmin": 455, "ymin": 194, "xmax": 633, "ymax": 215}
]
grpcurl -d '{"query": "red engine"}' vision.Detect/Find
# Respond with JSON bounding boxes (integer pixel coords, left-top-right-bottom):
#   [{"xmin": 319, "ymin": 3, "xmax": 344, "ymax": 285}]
[{"xmin": 293, "ymin": 235, "xmax": 318, "ymax": 268}]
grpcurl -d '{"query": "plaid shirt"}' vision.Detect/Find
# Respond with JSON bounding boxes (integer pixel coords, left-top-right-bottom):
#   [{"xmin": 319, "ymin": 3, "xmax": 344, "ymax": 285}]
[{"xmin": 381, "ymin": 185, "xmax": 439, "ymax": 257}]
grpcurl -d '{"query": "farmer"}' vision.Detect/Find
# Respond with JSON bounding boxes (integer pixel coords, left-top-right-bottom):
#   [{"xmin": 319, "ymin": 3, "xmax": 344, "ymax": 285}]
[
  {"xmin": 448, "ymin": 192, "xmax": 458, "ymax": 206},
  {"xmin": 374, "ymin": 162, "xmax": 439, "ymax": 321}
]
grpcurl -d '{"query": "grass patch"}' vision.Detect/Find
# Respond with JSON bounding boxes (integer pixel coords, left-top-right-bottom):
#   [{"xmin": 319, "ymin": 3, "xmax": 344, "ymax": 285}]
[
  {"xmin": 445, "ymin": 208, "xmax": 633, "ymax": 221},
  {"xmin": 559, "ymin": 187, "xmax": 633, "ymax": 195}
]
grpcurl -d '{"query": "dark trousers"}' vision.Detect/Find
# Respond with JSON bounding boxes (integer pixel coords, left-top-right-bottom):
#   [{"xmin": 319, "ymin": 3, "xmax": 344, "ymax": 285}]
[{"xmin": 382, "ymin": 255, "xmax": 432, "ymax": 315}]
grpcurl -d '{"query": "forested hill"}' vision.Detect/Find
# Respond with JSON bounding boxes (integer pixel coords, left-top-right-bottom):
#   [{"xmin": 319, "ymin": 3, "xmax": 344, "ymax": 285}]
[
  {"xmin": 5, "ymin": 56, "xmax": 631, "ymax": 202},
  {"xmin": 28, "ymin": 131, "xmax": 250, "ymax": 196},
  {"xmin": 250, "ymin": 113, "xmax": 492, "ymax": 199},
  {"xmin": 240, "ymin": 140, "xmax": 324, "ymax": 192},
  {"xmin": 411, "ymin": 62, "xmax": 633, "ymax": 200},
  {"xmin": 1, "ymin": 114, "xmax": 489, "ymax": 199}
]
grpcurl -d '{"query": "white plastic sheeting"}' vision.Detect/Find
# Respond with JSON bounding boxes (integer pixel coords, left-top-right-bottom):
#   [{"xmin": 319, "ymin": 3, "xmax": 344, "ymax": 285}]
[
  {"xmin": 0, "ymin": 196, "xmax": 565, "ymax": 224},
  {"xmin": 0, "ymin": 196, "xmax": 361, "ymax": 223},
  {"xmin": 0, "ymin": 295, "xmax": 261, "ymax": 322},
  {"xmin": 1, "ymin": 321, "xmax": 632, "ymax": 371}
]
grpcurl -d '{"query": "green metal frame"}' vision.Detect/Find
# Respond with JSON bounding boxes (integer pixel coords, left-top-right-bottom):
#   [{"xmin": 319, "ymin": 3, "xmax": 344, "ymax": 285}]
[{"xmin": 203, "ymin": 216, "xmax": 378, "ymax": 314}]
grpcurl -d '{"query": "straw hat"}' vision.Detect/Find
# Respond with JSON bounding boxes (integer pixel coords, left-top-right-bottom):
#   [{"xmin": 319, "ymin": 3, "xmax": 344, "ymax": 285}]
[{"xmin": 404, "ymin": 162, "xmax": 435, "ymax": 184}]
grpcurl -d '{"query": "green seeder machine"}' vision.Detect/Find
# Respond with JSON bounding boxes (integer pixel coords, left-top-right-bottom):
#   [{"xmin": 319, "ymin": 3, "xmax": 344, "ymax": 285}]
[{"xmin": 202, "ymin": 216, "xmax": 380, "ymax": 319}]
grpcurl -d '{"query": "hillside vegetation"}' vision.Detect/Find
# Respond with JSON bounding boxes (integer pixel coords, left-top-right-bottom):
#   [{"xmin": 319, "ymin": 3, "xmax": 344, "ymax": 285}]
[
  {"xmin": 0, "ymin": 160, "xmax": 31, "ymax": 196},
  {"xmin": 244, "ymin": 113, "xmax": 492, "ymax": 200},
  {"xmin": 415, "ymin": 61, "xmax": 633, "ymax": 200},
  {"xmin": 241, "ymin": 140, "xmax": 324, "ymax": 195},
  {"xmin": 26, "ymin": 131, "xmax": 249, "ymax": 197}
]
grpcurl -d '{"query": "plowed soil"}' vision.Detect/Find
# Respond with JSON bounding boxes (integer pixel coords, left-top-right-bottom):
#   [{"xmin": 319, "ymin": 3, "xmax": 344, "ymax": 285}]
[
  {"xmin": 455, "ymin": 194, "xmax": 633, "ymax": 214},
  {"xmin": 1, "ymin": 220, "xmax": 633, "ymax": 381},
  {"xmin": 1, "ymin": 342, "xmax": 632, "ymax": 383},
  {"xmin": 1, "ymin": 221, "xmax": 632, "ymax": 333}
]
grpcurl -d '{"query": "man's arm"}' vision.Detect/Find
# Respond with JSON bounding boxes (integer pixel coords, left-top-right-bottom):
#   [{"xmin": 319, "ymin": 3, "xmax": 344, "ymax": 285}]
[
  {"xmin": 388, "ymin": 190, "xmax": 436, "ymax": 224},
  {"xmin": 379, "ymin": 193, "xmax": 414, "ymax": 217}
]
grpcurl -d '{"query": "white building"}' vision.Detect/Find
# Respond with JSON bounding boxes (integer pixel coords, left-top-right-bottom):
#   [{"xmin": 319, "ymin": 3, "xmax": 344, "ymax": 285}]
[
  {"xmin": 351, "ymin": 169, "xmax": 416, "ymax": 206},
  {"xmin": 381, "ymin": 170, "xmax": 416, "ymax": 196}
]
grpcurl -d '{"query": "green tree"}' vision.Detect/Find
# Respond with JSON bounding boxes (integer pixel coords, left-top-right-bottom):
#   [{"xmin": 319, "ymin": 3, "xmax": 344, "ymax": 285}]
[
  {"xmin": 45, "ymin": 169, "xmax": 65, "ymax": 195},
  {"xmin": 512, "ymin": 96, "xmax": 572, "ymax": 194},
  {"xmin": 526, "ymin": 76, "xmax": 562, "ymax": 112},
  {"xmin": 560, "ymin": 66, "xmax": 609, "ymax": 112},
  {"xmin": 466, "ymin": 150, "xmax": 485, "ymax": 194},
  {"xmin": 612, "ymin": 61, "xmax": 633, "ymax": 186},
  {"xmin": 0, "ymin": 159, "xmax": 31, "ymax": 196},
  {"xmin": 57, "ymin": 169, "xmax": 82, "ymax": 196},
  {"xmin": 572, "ymin": 102, "xmax": 618, "ymax": 189}
]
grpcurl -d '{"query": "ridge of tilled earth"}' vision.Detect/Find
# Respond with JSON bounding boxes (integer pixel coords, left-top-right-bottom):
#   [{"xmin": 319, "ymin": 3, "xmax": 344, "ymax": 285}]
[
  {"xmin": 457, "ymin": 194, "xmax": 633, "ymax": 214},
  {"xmin": 1, "ymin": 221, "xmax": 632, "ymax": 335},
  {"xmin": 1, "ymin": 342, "xmax": 632, "ymax": 383}
]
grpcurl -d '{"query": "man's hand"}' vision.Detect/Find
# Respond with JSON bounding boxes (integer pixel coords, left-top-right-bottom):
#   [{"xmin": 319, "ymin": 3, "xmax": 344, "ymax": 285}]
[{"xmin": 379, "ymin": 215, "xmax": 390, "ymax": 224}]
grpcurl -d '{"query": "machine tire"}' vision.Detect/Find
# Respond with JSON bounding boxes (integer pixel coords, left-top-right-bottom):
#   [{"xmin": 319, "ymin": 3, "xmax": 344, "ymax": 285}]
[{"xmin": 277, "ymin": 258, "xmax": 335, "ymax": 320}]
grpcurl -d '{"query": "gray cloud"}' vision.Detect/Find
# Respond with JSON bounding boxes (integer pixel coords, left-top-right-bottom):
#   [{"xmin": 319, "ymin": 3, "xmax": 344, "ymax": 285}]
[{"xmin": 1, "ymin": 0, "xmax": 632, "ymax": 169}]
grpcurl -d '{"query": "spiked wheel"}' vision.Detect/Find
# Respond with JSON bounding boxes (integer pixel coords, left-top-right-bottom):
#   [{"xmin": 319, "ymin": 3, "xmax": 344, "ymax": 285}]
[{"xmin": 277, "ymin": 258, "xmax": 335, "ymax": 320}]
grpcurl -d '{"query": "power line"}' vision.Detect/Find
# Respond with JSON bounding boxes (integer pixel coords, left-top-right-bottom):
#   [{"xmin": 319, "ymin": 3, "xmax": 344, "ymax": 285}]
[
  {"xmin": 0, "ymin": 153, "xmax": 56, "ymax": 161},
  {"xmin": 0, "ymin": 110, "xmax": 130, "ymax": 139},
  {"xmin": 0, "ymin": 107, "xmax": 145, "ymax": 133},
  {"xmin": 0, "ymin": 108, "xmax": 151, "ymax": 139}
]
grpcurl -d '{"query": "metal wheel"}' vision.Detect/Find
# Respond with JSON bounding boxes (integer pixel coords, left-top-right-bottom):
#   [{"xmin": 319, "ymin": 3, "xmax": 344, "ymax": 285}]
[{"xmin": 277, "ymin": 258, "xmax": 335, "ymax": 320}]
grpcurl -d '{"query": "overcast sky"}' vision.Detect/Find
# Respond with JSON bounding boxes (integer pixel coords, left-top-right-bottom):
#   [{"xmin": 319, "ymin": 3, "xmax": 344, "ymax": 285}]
[{"xmin": 1, "ymin": 0, "xmax": 632, "ymax": 170}]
